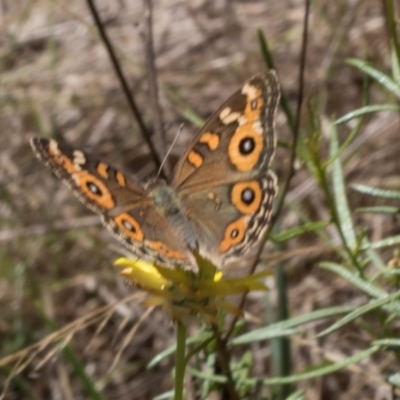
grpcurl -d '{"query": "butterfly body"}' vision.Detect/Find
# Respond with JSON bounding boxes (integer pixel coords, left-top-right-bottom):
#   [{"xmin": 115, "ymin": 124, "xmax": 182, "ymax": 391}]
[
  {"xmin": 30, "ymin": 71, "xmax": 280, "ymax": 270},
  {"xmin": 148, "ymin": 184, "xmax": 198, "ymax": 251}
]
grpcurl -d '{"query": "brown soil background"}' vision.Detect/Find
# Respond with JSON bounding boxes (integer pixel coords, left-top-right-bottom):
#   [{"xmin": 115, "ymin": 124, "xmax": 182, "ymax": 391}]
[{"xmin": 1, "ymin": 0, "xmax": 400, "ymax": 399}]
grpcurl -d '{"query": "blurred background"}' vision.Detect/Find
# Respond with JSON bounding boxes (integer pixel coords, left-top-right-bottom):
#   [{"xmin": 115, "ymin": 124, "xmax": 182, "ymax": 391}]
[{"xmin": 1, "ymin": 0, "xmax": 399, "ymax": 399}]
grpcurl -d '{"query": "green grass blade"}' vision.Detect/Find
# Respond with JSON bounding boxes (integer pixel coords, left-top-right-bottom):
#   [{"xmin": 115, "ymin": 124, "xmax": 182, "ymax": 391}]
[
  {"xmin": 262, "ymin": 346, "xmax": 379, "ymax": 385},
  {"xmin": 330, "ymin": 125, "xmax": 357, "ymax": 249},
  {"xmin": 373, "ymin": 338, "xmax": 400, "ymax": 348},
  {"xmin": 357, "ymin": 206, "xmax": 400, "ymax": 214},
  {"xmin": 335, "ymin": 104, "xmax": 400, "ymax": 124},
  {"xmin": 387, "ymin": 373, "xmax": 400, "ymax": 387},
  {"xmin": 351, "ymin": 184, "xmax": 400, "ymax": 199},
  {"xmin": 320, "ymin": 262, "xmax": 387, "ymax": 298},
  {"xmin": 317, "ymin": 289, "xmax": 400, "ymax": 337},
  {"xmin": 272, "ymin": 220, "xmax": 330, "ymax": 242},
  {"xmin": 361, "ymin": 235, "xmax": 400, "ymax": 250},
  {"xmin": 347, "ymin": 58, "xmax": 400, "ymax": 98},
  {"xmin": 231, "ymin": 306, "xmax": 354, "ymax": 345},
  {"xmin": 153, "ymin": 390, "xmax": 175, "ymax": 400}
]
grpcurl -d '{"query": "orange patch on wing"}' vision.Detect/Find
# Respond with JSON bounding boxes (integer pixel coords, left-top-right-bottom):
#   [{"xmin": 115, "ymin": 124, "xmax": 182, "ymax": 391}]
[
  {"xmin": 114, "ymin": 213, "xmax": 144, "ymax": 241},
  {"xmin": 78, "ymin": 173, "xmax": 115, "ymax": 209},
  {"xmin": 147, "ymin": 240, "xmax": 187, "ymax": 260},
  {"xmin": 242, "ymin": 84, "xmax": 264, "ymax": 122},
  {"xmin": 115, "ymin": 170, "xmax": 126, "ymax": 187},
  {"xmin": 199, "ymin": 132, "xmax": 219, "ymax": 150},
  {"xmin": 48, "ymin": 144, "xmax": 78, "ymax": 175},
  {"xmin": 187, "ymin": 150, "xmax": 203, "ymax": 168},
  {"xmin": 97, "ymin": 162, "xmax": 109, "ymax": 179},
  {"xmin": 47, "ymin": 143, "xmax": 115, "ymax": 210},
  {"xmin": 226, "ymin": 84, "xmax": 267, "ymax": 171},
  {"xmin": 228, "ymin": 127, "xmax": 264, "ymax": 171},
  {"xmin": 219, "ymin": 218, "xmax": 247, "ymax": 253},
  {"xmin": 231, "ymin": 180, "xmax": 262, "ymax": 214}
]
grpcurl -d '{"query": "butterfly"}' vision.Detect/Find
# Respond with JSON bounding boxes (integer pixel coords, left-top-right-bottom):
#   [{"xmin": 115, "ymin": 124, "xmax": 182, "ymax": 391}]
[{"xmin": 30, "ymin": 70, "xmax": 280, "ymax": 270}]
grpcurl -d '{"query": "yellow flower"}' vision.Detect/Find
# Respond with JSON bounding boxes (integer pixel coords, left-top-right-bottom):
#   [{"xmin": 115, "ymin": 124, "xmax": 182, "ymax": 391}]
[{"xmin": 114, "ymin": 254, "xmax": 271, "ymax": 325}]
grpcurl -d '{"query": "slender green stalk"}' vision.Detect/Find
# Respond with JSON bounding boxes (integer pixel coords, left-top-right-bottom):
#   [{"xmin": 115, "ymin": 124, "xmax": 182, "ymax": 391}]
[
  {"xmin": 174, "ymin": 321, "xmax": 187, "ymax": 400},
  {"xmin": 385, "ymin": 0, "xmax": 400, "ymax": 68}
]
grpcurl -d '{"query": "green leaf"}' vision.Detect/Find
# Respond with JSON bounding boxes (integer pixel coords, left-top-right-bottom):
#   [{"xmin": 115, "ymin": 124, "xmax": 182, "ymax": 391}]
[
  {"xmin": 188, "ymin": 367, "xmax": 227, "ymax": 383},
  {"xmin": 335, "ymin": 104, "xmax": 400, "ymax": 124},
  {"xmin": 346, "ymin": 58, "xmax": 400, "ymax": 99},
  {"xmin": 320, "ymin": 262, "xmax": 400, "ymax": 315},
  {"xmin": 231, "ymin": 306, "xmax": 354, "ymax": 345},
  {"xmin": 317, "ymin": 289, "xmax": 400, "ymax": 337},
  {"xmin": 357, "ymin": 206, "xmax": 400, "ymax": 214},
  {"xmin": 387, "ymin": 373, "xmax": 400, "ymax": 387},
  {"xmin": 262, "ymin": 346, "xmax": 379, "ymax": 384},
  {"xmin": 320, "ymin": 262, "xmax": 387, "ymax": 297},
  {"xmin": 361, "ymin": 235, "xmax": 400, "ymax": 250},
  {"xmin": 153, "ymin": 391, "xmax": 175, "ymax": 400},
  {"xmin": 271, "ymin": 220, "xmax": 330, "ymax": 242},
  {"xmin": 373, "ymin": 338, "xmax": 400, "ymax": 348},
  {"xmin": 330, "ymin": 125, "xmax": 357, "ymax": 249},
  {"xmin": 351, "ymin": 184, "xmax": 400, "ymax": 199},
  {"xmin": 285, "ymin": 390, "xmax": 306, "ymax": 400}
]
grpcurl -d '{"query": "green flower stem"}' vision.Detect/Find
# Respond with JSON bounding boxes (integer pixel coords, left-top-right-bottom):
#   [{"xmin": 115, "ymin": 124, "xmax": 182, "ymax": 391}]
[{"xmin": 174, "ymin": 321, "xmax": 187, "ymax": 400}]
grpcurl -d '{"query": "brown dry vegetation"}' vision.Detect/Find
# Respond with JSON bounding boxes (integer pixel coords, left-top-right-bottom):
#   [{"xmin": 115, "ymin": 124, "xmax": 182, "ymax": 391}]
[{"xmin": 1, "ymin": 0, "xmax": 400, "ymax": 399}]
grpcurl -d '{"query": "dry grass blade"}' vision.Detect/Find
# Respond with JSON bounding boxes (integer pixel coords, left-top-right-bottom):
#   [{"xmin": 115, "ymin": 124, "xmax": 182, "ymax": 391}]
[
  {"xmin": 109, "ymin": 307, "xmax": 154, "ymax": 372},
  {"xmin": 85, "ymin": 308, "xmax": 116, "ymax": 353},
  {"xmin": 0, "ymin": 293, "xmax": 145, "ymax": 389}
]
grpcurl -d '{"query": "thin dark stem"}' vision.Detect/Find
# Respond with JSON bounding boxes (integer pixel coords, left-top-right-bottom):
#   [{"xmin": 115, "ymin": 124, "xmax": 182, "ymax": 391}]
[
  {"xmin": 143, "ymin": 0, "xmax": 170, "ymax": 177},
  {"xmin": 85, "ymin": 0, "xmax": 163, "ymax": 174},
  {"xmin": 212, "ymin": 327, "xmax": 240, "ymax": 400},
  {"xmin": 224, "ymin": 0, "xmax": 311, "ymax": 341},
  {"xmin": 272, "ymin": 0, "xmax": 309, "ymax": 228}
]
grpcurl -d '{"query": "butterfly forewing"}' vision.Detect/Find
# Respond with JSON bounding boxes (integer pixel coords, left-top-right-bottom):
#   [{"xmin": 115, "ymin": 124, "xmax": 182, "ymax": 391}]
[
  {"xmin": 30, "ymin": 138, "xmax": 191, "ymax": 267},
  {"xmin": 172, "ymin": 70, "xmax": 280, "ymax": 190}
]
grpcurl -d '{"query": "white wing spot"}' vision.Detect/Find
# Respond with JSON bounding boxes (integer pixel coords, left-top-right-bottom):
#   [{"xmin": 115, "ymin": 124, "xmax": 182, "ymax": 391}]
[
  {"xmin": 242, "ymin": 83, "xmax": 257, "ymax": 99},
  {"xmin": 238, "ymin": 115, "xmax": 247, "ymax": 126},
  {"xmin": 219, "ymin": 107, "xmax": 231, "ymax": 121},
  {"xmin": 220, "ymin": 107, "xmax": 241, "ymax": 124},
  {"xmin": 73, "ymin": 150, "xmax": 86, "ymax": 170},
  {"xmin": 252, "ymin": 120, "xmax": 263, "ymax": 134},
  {"xmin": 49, "ymin": 139, "xmax": 60, "ymax": 154}
]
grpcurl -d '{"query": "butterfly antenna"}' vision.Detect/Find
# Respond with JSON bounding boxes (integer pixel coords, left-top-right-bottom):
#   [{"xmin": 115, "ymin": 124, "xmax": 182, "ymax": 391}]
[{"xmin": 156, "ymin": 123, "xmax": 184, "ymax": 179}]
